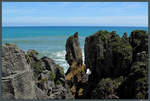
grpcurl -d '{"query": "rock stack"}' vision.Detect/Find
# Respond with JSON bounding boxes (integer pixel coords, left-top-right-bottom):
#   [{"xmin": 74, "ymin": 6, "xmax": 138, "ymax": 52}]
[{"xmin": 65, "ymin": 30, "xmax": 148, "ymax": 99}]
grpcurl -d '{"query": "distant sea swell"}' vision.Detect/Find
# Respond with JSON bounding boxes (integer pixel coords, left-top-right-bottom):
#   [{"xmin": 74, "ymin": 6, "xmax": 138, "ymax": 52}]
[{"xmin": 2, "ymin": 26, "xmax": 148, "ymax": 73}]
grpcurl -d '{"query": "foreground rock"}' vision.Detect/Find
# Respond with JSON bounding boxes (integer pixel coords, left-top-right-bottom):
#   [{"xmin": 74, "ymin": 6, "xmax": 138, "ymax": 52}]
[
  {"xmin": 2, "ymin": 44, "xmax": 37, "ymax": 99},
  {"xmin": 66, "ymin": 30, "xmax": 148, "ymax": 99},
  {"xmin": 2, "ymin": 44, "xmax": 73, "ymax": 99}
]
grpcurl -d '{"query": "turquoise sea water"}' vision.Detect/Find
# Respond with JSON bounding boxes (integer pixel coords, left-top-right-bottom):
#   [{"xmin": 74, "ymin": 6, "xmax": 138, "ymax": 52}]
[{"xmin": 2, "ymin": 26, "xmax": 148, "ymax": 72}]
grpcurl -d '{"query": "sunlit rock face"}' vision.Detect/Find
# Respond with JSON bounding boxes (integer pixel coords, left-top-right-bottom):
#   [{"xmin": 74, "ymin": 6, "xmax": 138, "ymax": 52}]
[{"xmin": 2, "ymin": 44, "xmax": 73, "ymax": 99}]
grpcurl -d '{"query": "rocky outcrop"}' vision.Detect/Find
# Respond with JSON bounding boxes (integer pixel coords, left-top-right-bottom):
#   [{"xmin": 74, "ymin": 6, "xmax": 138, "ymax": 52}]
[
  {"xmin": 65, "ymin": 32, "xmax": 86, "ymax": 98},
  {"xmin": 65, "ymin": 30, "xmax": 148, "ymax": 99},
  {"xmin": 2, "ymin": 44, "xmax": 73, "ymax": 99},
  {"xmin": 84, "ymin": 31, "xmax": 132, "ymax": 98},
  {"xmin": 129, "ymin": 30, "xmax": 148, "ymax": 61},
  {"xmin": 26, "ymin": 49, "xmax": 73, "ymax": 99},
  {"xmin": 83, "ymin": 30, "xmax": 148, "ymax": 99},
  {"xmin": 2, "ymin": 44, "xmax": 37, "ymax": 99},
  {"xmin": 119, "ymin": 30, "xmax": 148, "ymax": 99}
]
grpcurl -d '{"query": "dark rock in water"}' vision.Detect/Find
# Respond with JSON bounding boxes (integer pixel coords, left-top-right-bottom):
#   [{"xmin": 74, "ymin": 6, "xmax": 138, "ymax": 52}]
[{"xmin": 65, "ymin": 32, "xmax": 86, "ymax": 98}]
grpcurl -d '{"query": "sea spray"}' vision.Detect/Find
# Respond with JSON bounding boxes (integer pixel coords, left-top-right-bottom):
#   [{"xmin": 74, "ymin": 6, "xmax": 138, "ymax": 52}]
[
  {"xmin": 38, "ymin": 49, "xmax": 85, "ymax": 73},
  {"xmin": 38, "ymin": 50, "xmax": 69, "ymax": 73}
]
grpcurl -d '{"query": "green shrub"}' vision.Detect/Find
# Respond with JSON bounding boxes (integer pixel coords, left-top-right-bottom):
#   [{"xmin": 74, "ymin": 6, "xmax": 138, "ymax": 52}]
[
  {"xmin": 40, "ymin": 78, "xmax": 47, "ymax": 84},
  {"xmin": 5, "ymin": 42, "xmax": 11, "ymax": 46},
  {"xmin": 29, "ymin": 50, "xmax": 39, "ymax": 55},
  {"xmin": 56, "ymin": 80, "xmax": 61, "ymax": 85},
  {"xmin": 25, "ymin": 54, "xmax": 31, "ymax": 64},
  {"xmin": 57, "ymin": 64, "xmax": 64, "ymax": 75},
  {"xmin": 5, "ymin": 42, "xmax": 17, "ymax": 47},
  {"xmin": 49, "ymin": 72, "xmax": 56, "ymax": 80},
  {"xmin": 31, "ymin": 59, "xmax": 43, "ymax": 77}
]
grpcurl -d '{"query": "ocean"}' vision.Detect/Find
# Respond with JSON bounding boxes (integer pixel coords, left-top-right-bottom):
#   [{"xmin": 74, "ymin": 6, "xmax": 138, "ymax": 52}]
[{"xmin": 2, "ymin": 26, "xmax": 148, "ymax": 73}]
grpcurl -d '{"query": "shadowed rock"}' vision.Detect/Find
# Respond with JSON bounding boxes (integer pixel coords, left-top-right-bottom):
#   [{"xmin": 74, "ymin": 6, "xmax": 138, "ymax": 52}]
[{"xmin": 65, "ymin": 32, "xmax": 86, "ymax": 98}]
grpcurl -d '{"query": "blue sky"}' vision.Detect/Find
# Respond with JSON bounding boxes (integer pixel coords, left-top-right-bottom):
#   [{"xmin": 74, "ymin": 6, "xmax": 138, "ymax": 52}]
[{"xmin": 2, "ymin": 2, "xmax": 148, "ymax": 26}]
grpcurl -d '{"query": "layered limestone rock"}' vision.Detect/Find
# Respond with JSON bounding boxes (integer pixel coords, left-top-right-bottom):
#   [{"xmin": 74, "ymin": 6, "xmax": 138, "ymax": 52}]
[
  {"xmin": 2, "ymin": 44, "xmax": 37, "ymax": 99},
  {"xmin": 65, "ymin": 32, "xmax": 86, "ymax": 98},
  {"xmin": 26, "ymin": 49, "xmax": 73, "ymax": 99},
  {"xmin": 2, "ymin": 44, "xmax": 73, "ymax": 99}
]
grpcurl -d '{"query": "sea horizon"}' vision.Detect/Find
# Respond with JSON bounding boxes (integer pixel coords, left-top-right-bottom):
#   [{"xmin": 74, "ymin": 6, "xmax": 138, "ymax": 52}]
[{"xmin": 2, "ymin": 25, "xmax": 148, "ymax": 27}]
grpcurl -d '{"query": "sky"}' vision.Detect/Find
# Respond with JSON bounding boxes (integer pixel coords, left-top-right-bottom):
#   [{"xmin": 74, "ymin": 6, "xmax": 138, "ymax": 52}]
[{"xmin": 2, "ymin": 2, "xmax": 148, "ymax": 26}]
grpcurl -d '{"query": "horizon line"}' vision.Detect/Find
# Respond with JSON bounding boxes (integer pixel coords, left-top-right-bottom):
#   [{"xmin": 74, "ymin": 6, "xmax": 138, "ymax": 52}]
[{"xmin": 2, "ymin": 25, "xmax": 148, "ymax": 27}]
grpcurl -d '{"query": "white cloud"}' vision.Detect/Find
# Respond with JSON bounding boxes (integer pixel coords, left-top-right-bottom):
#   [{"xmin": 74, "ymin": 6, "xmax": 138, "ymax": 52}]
[{"xmin": 3, "ymin": 16, "xmax": 148, "ymax": 26}]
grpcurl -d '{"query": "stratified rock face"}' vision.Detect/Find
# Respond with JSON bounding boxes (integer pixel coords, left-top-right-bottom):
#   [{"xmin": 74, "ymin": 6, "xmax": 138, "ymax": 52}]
[
  {"xmin": 26, "ymin": 50, "xmax": 73, "ymax": 99},
  {"xmin": 65, "ymin": 32, "xmax": 86, "ymax": 98},
  {"xmin": 91, "ymin": 78, "xmax": 120, "ymax": 99},
  {"xmin": 83, "ymin": 30, "xmax": 148, "ymax": 99},
  {"xmin": 119, "ymin": 30, "xmax": 148, "ymax": 99},
  {"xmin": 129, "ymin": 30, "xmax": 148, "ymax": 61},
  {"xmin": 85, "ymin": 31, "xmax": 132, "ymax": 83},
  {"xmin": 2, "ymin": 44, "xmax": 37, "ymax": 99},
  {"xmin": 2, "ymin": 44, "xmax": 73, "ymax": 99}
]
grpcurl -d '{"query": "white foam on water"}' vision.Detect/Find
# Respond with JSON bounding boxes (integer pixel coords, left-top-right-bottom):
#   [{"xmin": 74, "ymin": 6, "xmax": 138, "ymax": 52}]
[
  {"xmin": 39, "ymin": 50, "xmax": 68, "ymax": 73},
  {"xmin": 39, "ymin": 49, "xmax": 85, "ymax": 73}
]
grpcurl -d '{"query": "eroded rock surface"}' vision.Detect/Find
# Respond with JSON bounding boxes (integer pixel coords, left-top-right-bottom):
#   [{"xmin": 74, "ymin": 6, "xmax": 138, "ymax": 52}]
[
  {"xmin": 65, "ymin": 30, "xmax": 148, "ymax": 99},
  {"xmin": 83, "ymin": 30, "xmax": 148, "ymax": 99},
  {"xmin": 65, "ymin": 32, "xmax": 86, "ymax": 98},
  {"xmin": 2, "ymin": 44, "xmax": 37, "ymax": 99},
  {"xmin": 2, "ymin": 44, "xmax": 73, "ymax": 99}
]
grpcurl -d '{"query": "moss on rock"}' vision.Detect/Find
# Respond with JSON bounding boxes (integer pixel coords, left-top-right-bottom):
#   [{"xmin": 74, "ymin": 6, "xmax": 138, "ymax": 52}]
[{"xmin": 49, "ymin": 71, "xmax": 56, "ymax": 80}]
